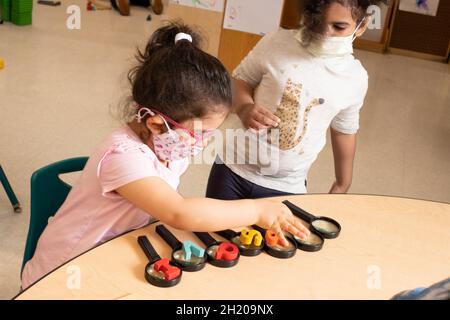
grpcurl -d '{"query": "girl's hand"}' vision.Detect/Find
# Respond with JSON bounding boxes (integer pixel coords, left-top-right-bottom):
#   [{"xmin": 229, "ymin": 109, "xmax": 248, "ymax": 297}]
[
  {"xmin": 237, "ymin": 103, "xmax": 281, "ymax": 130},
  {"xmin": 255, "ymin": 199, "xmax": 310, "ymax": 246}
]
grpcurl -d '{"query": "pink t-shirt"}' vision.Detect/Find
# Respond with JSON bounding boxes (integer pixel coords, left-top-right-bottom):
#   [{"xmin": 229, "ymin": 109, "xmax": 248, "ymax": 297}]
[{"xmin": 21, "ymin": 125, "xmax": 189, "ymax": 289}]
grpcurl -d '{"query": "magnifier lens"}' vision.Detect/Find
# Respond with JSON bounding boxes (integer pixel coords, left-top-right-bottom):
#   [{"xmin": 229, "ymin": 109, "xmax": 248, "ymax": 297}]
[
  {"xmin": 173, "ymin": 249, "xmax": 204, "ymax": 266},
  {"xmin": 269, "ymin": 236, "xmax": 296, "ymax": 252},
  {"xmin": 146, "ymin": 263, "xmax": 166, "ymax": 280},
  {"xmin": 271, "ymin": 242, "xmax": 295, "ymax": 251},
  {"xmin": 312, "ymin": 219, "xmax": 339, "ymax": 234},
  {"xmin": 206, "ymin": 245, "xmax": 219, "ymax": 258},
  {"xmin": 294, "ymin": 232, "xmax": 323, "ymax": 245}
]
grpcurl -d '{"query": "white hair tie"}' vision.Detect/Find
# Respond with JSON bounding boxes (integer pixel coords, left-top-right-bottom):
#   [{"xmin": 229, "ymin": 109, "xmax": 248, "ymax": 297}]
[
  {"xmin": 136, "ymin": 107, "xmax": 155, "ymax": 123},
  {"xmin": 175, "ymin": 32, "xmax": 192, "ymax": 44}
]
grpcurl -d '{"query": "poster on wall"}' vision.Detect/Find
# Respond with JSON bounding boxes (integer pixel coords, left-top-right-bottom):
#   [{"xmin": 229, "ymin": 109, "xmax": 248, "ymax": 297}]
[
  {"xmin": 399, "ymin": 0, "xmax": 440, "ymax": 16},
  {"xmin": 223, "ymin": 0, "xmax": 284, "ymax": 36},
  {"xmin": 169, "ymin": 0, "xmax": 225, "ymax": 12}
]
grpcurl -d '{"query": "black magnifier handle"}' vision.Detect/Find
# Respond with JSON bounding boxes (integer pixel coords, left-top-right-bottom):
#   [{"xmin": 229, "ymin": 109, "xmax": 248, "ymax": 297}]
[
  {"xmin": 215, "ymin": 229, "xmax": 238, "ymax": 241},
  {"xmin": 155, "ymin": 225, "xmax": 182, "ymax": 250},
  {"xmin": 251, "ymin": 225, "xmax": 267, "ymax": 236},
  {"xmin": 138, "ymin": 236, "xmax": 161, "ymax": 264},
  {"xmin": 282, "ymin": 200, "xmax": 316, "ymax": 223},
  {"xmin": 194, "ymin": 232, "xmax": 217, "ymax": 247}
]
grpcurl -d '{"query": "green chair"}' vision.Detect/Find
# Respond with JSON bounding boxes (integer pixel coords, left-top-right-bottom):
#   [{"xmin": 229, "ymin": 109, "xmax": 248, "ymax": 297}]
[
  {"xmin": 0, "ymin": 165, "xmax": 21, "ymax": 213},
  {"xmin": 22, "ymin": 157, "xmax": 88, "ymax": 272}
]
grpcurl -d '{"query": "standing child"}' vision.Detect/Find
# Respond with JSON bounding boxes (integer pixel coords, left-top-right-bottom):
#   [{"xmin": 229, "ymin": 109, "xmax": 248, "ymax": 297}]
[
  {"xmin": 206, "ymin": 0, "xmax": 387, "ymax": 200},
  {"xmin": 21, "ymin": 22, "xmax": 309, "ymax": 289}
]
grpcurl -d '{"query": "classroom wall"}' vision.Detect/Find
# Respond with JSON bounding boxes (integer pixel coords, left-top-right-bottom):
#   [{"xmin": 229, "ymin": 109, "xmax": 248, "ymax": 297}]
[
  {"xmin": 389, "ymin": 1, "xmax": 450, "ymax": 58},
  {"xmin": 167, "ymin": 0, "xmax": 449, "ymax": 69}
]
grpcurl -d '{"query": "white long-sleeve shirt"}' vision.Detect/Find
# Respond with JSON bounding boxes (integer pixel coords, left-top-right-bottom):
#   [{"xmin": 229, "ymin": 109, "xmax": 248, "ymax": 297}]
[{"xmin": 221, "ymin": 28, "xmax": 368, "ymax": 194}]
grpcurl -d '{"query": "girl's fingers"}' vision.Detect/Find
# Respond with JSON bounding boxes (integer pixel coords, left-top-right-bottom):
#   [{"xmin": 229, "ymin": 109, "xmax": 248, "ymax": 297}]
[
  {"xmin": 282, "ymin": 219, "xmax": 309, "ymax": 241},
  {"xmin": 280, "ymin": 206, "xmax": 310, "ymax": 238},
  {"xmin": 291, "ymin": 217, "xmax": 311, "ymax": 236},
  {"xmin": 255, "ymin": 109, "xmax": 279, "ymax": 127},
  {"xmin": 273, "ymin": 223, "xmax": 289, "ymax": 247},
  {"xmin": 257, "ymin": 106, "xmax": 281, "ymax": 123},
  {"xmin": 283, "ymin": 222, "xmax": 306, "ymax": 240},
  {"xmin": 249, "ymin": 119, "xmax": 270, "ymax": 130}
]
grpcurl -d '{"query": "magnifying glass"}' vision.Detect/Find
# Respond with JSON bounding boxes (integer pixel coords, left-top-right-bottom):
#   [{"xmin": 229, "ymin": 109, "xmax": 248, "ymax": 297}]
[
  {"xmin": 194, "ymin": 232, "xmax": 240, "ymax": 268},
  {"xmin": 292, "ymin": 230, "xmax": 324, "ymax": 252},
  {"xmin": 215, "ymin": 229, "xmax": 264, "ymax": 257},
  {"xmin": 137, "ymin": 235, "xmax": 182, "ymax": 288},
  {"xmin": 155, "ymin": 225, "xmax": 207, "ymax": 272},
  {"xmin": 251, "ymin": 225, "xmax": 297, "ymax": 259},
  {"xmin": 283, "ymin": 200, "xmax": 341, "ymax": 239}
]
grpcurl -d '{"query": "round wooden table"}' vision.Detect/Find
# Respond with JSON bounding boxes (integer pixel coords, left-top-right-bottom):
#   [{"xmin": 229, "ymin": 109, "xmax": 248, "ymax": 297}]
[{"xmin": 15, "ymin": 195, "xmax": 450, "ymax": 300}]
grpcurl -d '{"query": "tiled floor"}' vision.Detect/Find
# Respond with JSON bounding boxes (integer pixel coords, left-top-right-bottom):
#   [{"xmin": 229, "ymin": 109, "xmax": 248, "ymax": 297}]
[{"xmin": 0, "ymin": 1, "xmax": 449, "ymax": 299}]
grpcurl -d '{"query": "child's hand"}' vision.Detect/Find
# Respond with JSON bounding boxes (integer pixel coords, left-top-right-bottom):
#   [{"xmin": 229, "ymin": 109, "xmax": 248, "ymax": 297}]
[
  {"xmin": 255, "ymin": 199, "xmax": 310, "ymax": 246},
  {"xmin": 238, "ymin": 103, "xmax": 281, "ymax": 130}
]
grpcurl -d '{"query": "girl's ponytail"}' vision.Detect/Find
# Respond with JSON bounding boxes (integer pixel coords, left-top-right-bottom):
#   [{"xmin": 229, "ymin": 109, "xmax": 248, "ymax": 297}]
[{"xmin": 136, "ymin": 22, "xmax": 202, "ymax": 63}]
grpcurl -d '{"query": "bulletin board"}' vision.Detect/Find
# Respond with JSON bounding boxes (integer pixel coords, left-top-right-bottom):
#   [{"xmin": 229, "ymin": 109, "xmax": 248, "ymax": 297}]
[
  {"xmin": 169, "ymin": 0, "xmax": 225, "ymax": 12},
  {"xmin": 218, "ymin": 0, "xmax": 299, "ymax": 71},
  {"xmin": 388, "ymin": 0, "xmax": 450, "ymax": 60}
]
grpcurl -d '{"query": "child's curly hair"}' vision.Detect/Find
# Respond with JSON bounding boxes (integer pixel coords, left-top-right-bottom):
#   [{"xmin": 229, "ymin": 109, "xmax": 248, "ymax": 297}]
[{"xmin": 302, "ymin": 0, "xmax": 389, "ymax": 34}]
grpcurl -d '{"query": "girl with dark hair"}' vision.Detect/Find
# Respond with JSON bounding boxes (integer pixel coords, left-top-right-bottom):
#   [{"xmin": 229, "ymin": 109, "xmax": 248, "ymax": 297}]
[
  {"xmin": 206, "ymin": 0, "xmax": 388, "ymax": 199},
  {"xmin": 21, "ymin": 22, "xmax": 309, "ymax": 289}
]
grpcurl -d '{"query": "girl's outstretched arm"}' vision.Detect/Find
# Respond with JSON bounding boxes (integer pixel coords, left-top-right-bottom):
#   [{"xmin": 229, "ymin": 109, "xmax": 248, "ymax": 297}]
[{"xmin": 116, "ymin": 176, "xmax": 309, "ymax": 245}]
